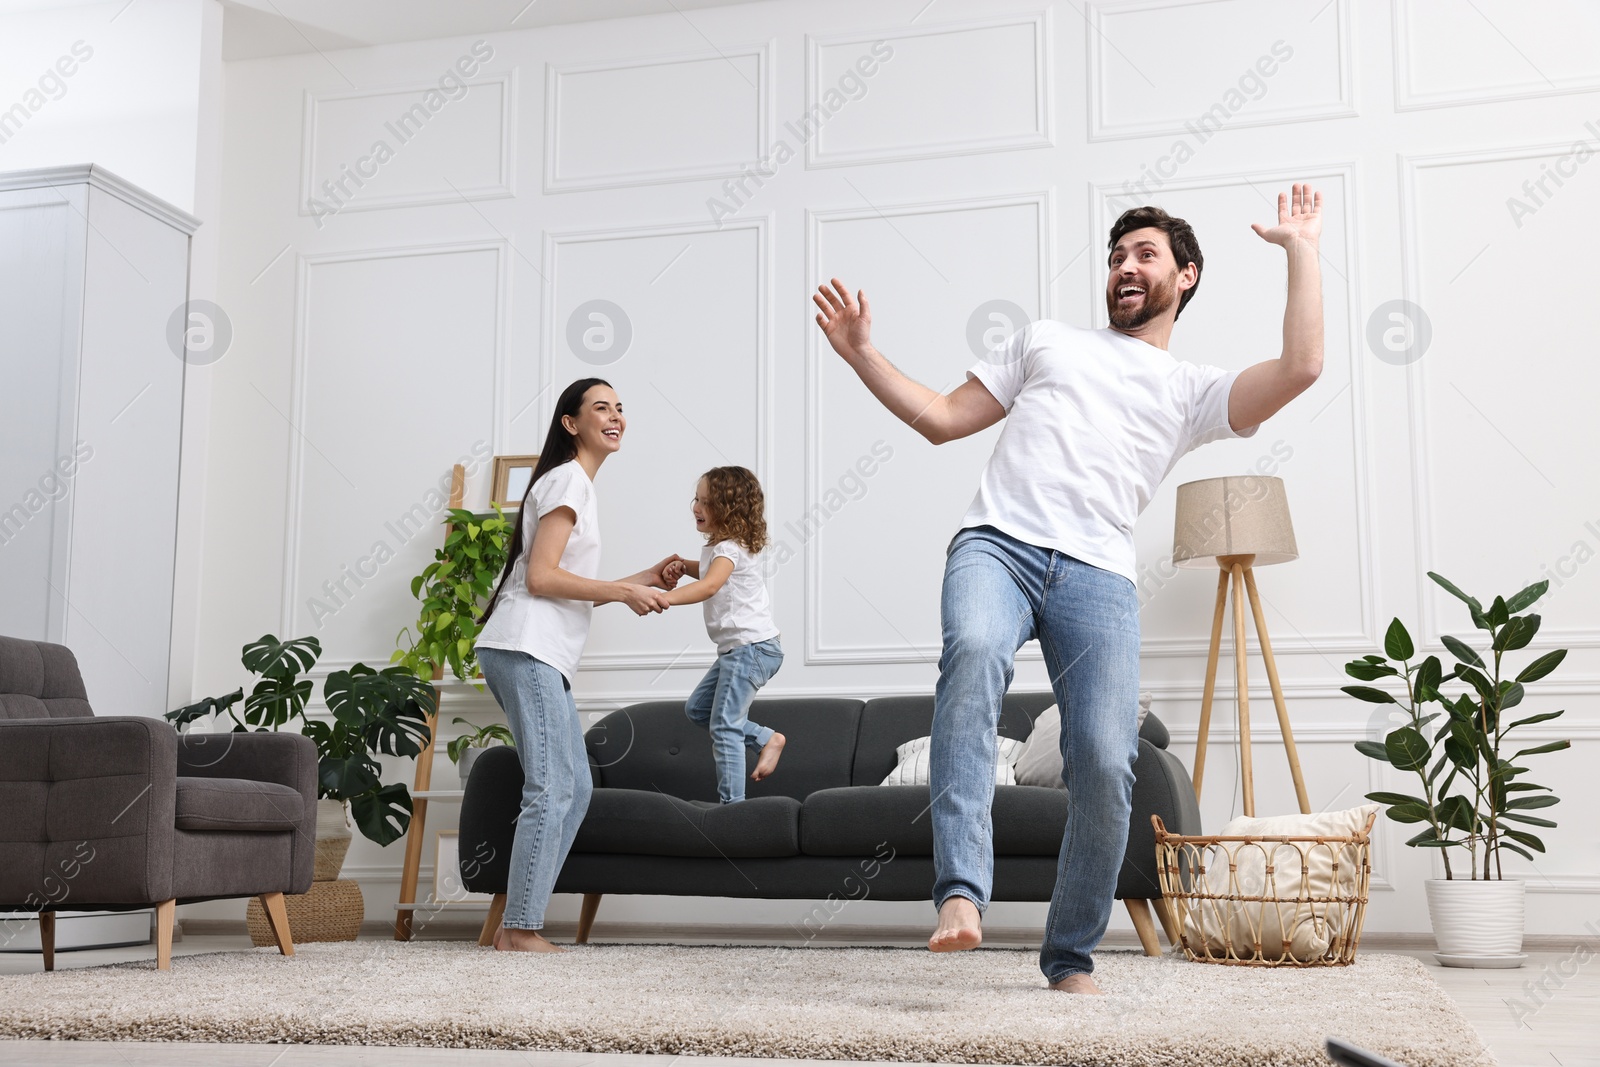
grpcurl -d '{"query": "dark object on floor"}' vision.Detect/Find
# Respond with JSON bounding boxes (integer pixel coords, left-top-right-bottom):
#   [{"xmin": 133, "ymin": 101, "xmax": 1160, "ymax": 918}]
[
  {"xmin": 459, "ymin": 691, "xmax": 1200, "ymax": 951},
  {"xmin": 0, "ymin": 635, "xmax": 317, "ymax": 970},
  {"xmin": 1326, "ymin": 1036, "xmax": 1409, "ymax": 1067}
]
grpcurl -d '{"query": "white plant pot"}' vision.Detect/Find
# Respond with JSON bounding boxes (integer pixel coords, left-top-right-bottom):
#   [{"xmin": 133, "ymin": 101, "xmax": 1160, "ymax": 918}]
[
  {"xmin": 458, "ymin": 746, "xmax": 491, "ymax": 787},
  {"xmin": 312, "ymin": 798, "xmax": 353, "ymax": 881},
  {"xmin": 1425, "ymin": 877, "xmax": 1526, "ymax": 967}
]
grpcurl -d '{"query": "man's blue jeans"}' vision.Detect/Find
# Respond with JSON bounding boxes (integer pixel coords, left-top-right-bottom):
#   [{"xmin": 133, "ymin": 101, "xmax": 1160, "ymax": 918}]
[
  {"xmin": 930, "ymin": 525, "xmax": 1142, "ymax": 982},
  {"xmin": 476, "ymin": 647, "xmax": 594, "ymax": 931},
  {"xmin": 685, "ymin": 637, "xmax": 783, "ymax": 803}
]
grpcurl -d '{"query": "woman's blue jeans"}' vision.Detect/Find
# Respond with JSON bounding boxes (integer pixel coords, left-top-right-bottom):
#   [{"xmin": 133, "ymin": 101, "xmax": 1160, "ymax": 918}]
[
  {"xmin": 684, "ymin": 637, "xmax": 783, "ymax": 803},
  {"xmin": 930, "ymin": 525, "xmax": 1142, "ymax": 982},
  {"xmin": 475, "ymin": 647, "xmax": 594, "ymax": 931}
]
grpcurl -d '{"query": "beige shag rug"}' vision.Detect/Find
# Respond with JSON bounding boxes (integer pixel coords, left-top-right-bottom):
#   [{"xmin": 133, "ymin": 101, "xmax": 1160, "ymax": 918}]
[{"xmin": 0, "ymin": 942, "xmax": 1492, "ymax": 1066}]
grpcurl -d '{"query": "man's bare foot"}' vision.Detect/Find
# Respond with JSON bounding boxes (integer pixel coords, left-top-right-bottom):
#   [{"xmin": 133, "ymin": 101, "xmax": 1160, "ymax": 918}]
[
  {"xmin": 751, "ymin": 732, "xmax": 786, "ymax": 781},
  {"xmin": 492, "ymin": 925, "xmax": 565, "ymax": 953},
  {"xmin": 1048, "ymin": 973, "xmax": 1104, "ymax": 994},
  {"xmin": 928, "ymin": 896, "xmax": 983, "ymax": 952}
]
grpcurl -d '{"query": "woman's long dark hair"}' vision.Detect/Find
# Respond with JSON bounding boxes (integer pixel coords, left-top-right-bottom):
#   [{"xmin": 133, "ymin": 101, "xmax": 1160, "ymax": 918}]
[{"xmin": 479, "ymin": 377, "xmax": 611, "ymax": 626}]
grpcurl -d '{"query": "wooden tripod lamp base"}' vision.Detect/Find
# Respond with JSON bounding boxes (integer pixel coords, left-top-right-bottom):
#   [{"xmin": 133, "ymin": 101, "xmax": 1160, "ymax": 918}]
[
  {"xmin": 1192, "ymin": 555, "xmax": 1310, "ymax": 817},
  {"xmin": 1172, "ymin": 476, "xmax": 1309, "ymax": 818}
]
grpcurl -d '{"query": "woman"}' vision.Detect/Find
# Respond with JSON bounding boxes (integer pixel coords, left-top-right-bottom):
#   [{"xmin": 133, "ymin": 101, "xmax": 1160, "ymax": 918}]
[{"xmin": 475, "ymin": 377, "xmax": 680, "ymax": 952}]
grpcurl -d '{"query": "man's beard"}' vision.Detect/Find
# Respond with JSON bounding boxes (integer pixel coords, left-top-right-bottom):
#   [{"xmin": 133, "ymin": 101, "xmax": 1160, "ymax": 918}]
[{"xmin": 1106, "ymin": 269, "xmax": 1178, "ymax": 330}]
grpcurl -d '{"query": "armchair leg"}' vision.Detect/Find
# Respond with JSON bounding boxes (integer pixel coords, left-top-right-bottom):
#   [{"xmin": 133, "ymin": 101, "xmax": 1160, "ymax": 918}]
[
  {"xmin": 1124, "ymin": 898, "xmax": 1162, "ymax": 957},
  {"xmin": 155, "ymin": 899, "xmax": 177, "ymax": 970},
  {"xmin": 479, "ymin": 893, "xmax": 507, "ymax": 947},
  {"xmin": 39, "ymin": 912, "xmax": 55, "ymax": 972},
  {"xmin": 258, "ymin": 892, "xmax": 295, "ymax": 958},
  {"xmin": 576, "ymin": 893, "xmax": 602, "ymax": 944},
  {"xmin": 1155, "ymin": 897, "xmax": 1181, "ymax": 948}
]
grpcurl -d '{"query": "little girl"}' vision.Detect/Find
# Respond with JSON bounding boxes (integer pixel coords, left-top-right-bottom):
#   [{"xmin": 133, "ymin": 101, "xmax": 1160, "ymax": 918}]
[{"xmin": 661, "ymin": 466, "xmax": 785, "ymax": 803}]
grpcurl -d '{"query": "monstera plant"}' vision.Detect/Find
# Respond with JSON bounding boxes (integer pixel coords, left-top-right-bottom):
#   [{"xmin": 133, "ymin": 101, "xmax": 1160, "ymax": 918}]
[{"xmin": 168, "ymin": 635, "xmax": 433, "ymax": 846}]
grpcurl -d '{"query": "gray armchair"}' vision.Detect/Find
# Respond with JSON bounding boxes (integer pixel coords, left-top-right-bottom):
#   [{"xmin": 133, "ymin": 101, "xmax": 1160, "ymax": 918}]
[{"xmin": 0, "ymin": 635, "xmax": 317, "ymax": 970}]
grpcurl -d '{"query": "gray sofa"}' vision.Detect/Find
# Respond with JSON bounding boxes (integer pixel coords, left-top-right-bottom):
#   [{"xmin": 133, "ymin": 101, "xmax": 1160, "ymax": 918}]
[
  {"xmin": 459, "ymin": 690, "xmax": 1199, "ymax": 952},
  {"xmin": 0, "ymin": 635, "xmax": 318, "ymax": 970}
]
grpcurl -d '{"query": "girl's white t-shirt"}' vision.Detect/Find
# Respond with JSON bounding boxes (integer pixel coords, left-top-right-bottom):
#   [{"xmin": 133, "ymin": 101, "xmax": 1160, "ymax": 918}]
[
  {"xmin": 962, "ymin": 320, "xmax": 1258, "ymax": 585},
  {"xmin": 474, "ymin": 460, "xmax": 601, "ymax": 684},
  {"xmin": 700, "ymin": 540, "xmax": 779, "ymax": 655}
]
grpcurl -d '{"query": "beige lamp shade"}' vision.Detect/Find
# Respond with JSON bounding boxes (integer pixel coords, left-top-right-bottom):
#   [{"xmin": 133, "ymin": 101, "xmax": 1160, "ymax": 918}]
[{"xmin": 1172, "ymin": 476, "xmax": 1298, "ymax": 568}]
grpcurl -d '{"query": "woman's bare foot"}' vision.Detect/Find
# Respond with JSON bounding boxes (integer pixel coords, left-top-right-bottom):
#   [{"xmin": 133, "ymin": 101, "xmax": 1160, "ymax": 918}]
[
  {"xmin": 928, "ymin": 896, "xmax": 983, "ymax": 952},
  {"xmin": 751, "ymin": 732, "xmax": 786, "ymax": 781},
  {"xmin": 492, "ymin": 925, "xmax": 565, "ymax": 953},
  {"xmin": 1048, "ymin": 973, "xmax": 1104, "ymax": 995}
]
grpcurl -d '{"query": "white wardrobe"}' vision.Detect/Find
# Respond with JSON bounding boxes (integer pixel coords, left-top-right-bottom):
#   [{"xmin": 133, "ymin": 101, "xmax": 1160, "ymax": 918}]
[{"xmin": 0, "ymin": 165, "xmax": 195, "ymax": 719}]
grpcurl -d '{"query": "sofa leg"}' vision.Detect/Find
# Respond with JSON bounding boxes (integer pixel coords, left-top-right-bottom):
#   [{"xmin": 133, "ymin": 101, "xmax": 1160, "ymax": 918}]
[
  {"xmin": 258, "ymin": 892, "xmax": 294, "ymax": 958},
  {"xmin": 155, "ymin": 899, "xmax": 177, "ymax": 970},
  {"xmin": 1155, "ymin": 897, "xmax": 1181, "ymax": 948},
  {"xmin": 576, "ymin": 893, "xmax": 602, "ymax": 944},
  {"xmin": 479, "ymin": 893, "xmax": 507, "ymax": 947},
  {"xmin": 39, "ymin": 912, "xmax": 55, "ymax": 972},
  {"xmin": 1124, "ymin": 898, "xmax": 1162, "ymax": 957}
]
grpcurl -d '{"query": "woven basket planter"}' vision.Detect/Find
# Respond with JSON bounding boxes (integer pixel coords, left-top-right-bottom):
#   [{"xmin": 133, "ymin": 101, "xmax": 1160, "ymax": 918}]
[
  {"xmin": 1153, "ymin": 811, "xmax": 1376, "ymax": 966},
  {"xmin": 247, "ymin": 879, "xmax": 363, "ymax": 945}
]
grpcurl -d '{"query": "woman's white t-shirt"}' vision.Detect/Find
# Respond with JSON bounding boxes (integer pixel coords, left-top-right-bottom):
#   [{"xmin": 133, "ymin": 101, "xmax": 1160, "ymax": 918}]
[
  {"xmin": 700, "ymin": 540, "xmax": 779, "ymax": 655},
  {"xmin": 474, "ymin": 460, "xmax": 601, "ymax": 684},
  {"xmin": 962, "ymin": 320, "xmax": 1259, "ymax": 585}
]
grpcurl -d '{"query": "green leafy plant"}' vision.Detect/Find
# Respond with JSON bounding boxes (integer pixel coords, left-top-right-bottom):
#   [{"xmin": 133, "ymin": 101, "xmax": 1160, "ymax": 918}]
[
  {"xmin": 445, "ymin": 717, "xmax": 515, "ymax": 764},
  {"xmin": 393, "ymin": 506, "xmax": 512, "ymax": 683},
  {"xmin": 1344, "ymin": 572, "xmax": 1570, "ymax": 879},
  {"xmin": 169, "ymin": 635, "xmax": 433, "ymax": 846}
]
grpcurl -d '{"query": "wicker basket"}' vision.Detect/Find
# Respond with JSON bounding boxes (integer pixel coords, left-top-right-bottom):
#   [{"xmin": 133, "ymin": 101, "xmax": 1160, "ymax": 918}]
[
  {"xmin": 246, "ymin": 879, "xmax": 363, "ymax": 945},
  {"xmin": 1153, "ymin": 811, "xmax": 1376, "ymax": 966}
]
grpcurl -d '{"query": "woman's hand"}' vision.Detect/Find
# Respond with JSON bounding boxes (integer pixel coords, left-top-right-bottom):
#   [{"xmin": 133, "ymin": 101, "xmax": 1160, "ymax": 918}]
[
  {"xmin": 662, "ymin": 559, "xmax": 687, "ymax": 586},
  {"xmin": 616, "ymin": 582, "xmax": 671, "ymax": 616}
]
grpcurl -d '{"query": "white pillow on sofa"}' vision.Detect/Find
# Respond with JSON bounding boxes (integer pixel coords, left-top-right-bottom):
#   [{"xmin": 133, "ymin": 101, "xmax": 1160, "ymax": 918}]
[
  {"xmin": 1013, "ymin": 693, "xmax": 1152, "ymax": 790},
  {"xmin": 879, "ymin": 735, "xmax": 1026, "ymax": 786},
  {"xmin": 1183, "ymin": 804, "xmax": 1379, "ymax": 962}
]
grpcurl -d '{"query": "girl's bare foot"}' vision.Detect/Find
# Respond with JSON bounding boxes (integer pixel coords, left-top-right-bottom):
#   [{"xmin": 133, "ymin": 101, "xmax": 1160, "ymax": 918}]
[
  {"xmin": 493, "ymin": 925, "xmax": 565, "ymax": 953},
  {"xmin": 1048, "ymin": 973, "xmax": 1104, "ymax": 995},
  {"xmin": 751, "ymin": 732, "xmax": 786, "ymax": 780},
  {"xmin": 928, "ymin": 896, "xmax": 982, "ymax": 952}
]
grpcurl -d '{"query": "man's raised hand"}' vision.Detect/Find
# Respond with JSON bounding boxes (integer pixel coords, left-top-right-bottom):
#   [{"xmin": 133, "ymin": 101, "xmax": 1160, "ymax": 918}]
[
  {"xmin": 1251, "ymin": 182, "xmax": 1322, "ymax": 248},
  {"xmin": 813, "ymin": 279, "xmax": 874, "ymax": 362}
]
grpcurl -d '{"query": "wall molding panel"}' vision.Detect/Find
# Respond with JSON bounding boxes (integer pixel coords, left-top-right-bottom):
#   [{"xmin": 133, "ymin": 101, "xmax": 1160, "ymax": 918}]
[
  {"xmin": 1085, "ymin": 0, "xmax": 1357, "ymax": 142},
  {"xmin": 543, "ymin": 42, "xmax": 773, "ymax": 192},
  {"xmin": 805, "ymin": 11, "xmax": 1054, "ymax": 168},
  {"xmin": 298, "ymin": 72, "xmax": 517, "ymax": 215}
]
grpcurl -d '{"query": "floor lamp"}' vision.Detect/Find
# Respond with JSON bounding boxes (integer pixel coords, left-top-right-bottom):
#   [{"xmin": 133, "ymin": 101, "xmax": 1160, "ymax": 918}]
[{"xmin": 1172, "ymin": 476, "xmax": 1311, "ymax": 817}]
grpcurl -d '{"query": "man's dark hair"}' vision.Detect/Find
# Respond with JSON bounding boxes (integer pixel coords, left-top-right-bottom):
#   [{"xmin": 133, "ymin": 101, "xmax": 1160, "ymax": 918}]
[{"xmin": 1108, "ymin": 206, "xmax": 1202, "ymax": 320}]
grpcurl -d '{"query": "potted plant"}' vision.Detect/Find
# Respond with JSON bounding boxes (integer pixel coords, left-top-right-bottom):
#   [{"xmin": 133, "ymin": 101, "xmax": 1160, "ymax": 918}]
[
  {"xmin": 1343, "ymin": 572, "xmax": 1570, "ymax": 967},
  {"xmin": 168, "ymin": 635, "xmax": 433, "ymax": 941},
  {"xmin": 447, "ymin": 717, "xmax": 515, "ymax": 787},
  {"xmin": 393, "ymin": 506, "xmax": 513, "ymax": 683}
]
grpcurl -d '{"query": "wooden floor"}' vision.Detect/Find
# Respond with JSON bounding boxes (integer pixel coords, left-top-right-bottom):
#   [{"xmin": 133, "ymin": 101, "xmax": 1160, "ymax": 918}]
[{"xmin": 1, "ymin": 927, "xmax": 1594, "ymax": 1066}]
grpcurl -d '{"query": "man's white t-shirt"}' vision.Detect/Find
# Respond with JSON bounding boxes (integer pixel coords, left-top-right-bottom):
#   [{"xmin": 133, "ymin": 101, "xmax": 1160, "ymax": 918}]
[
  {"xmin": 700, "ymin": 540, "xmax": 780, "ymax": 655},
  {"xmin": 961, "ymin": 320, "xmax": 1258, "ymax": 585},
  {"xmin": 474, "ymin": 460, "xmax": 601, "ymax": 684}
]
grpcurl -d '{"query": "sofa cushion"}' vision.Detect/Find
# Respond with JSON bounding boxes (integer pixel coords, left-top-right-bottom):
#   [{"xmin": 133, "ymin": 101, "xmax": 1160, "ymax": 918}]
[
  {"xmin": 851, "ymin": 692, "xmax": 1051, "ymax": 787},
  {"xmin": 173, "ymin": 777, "xmax": 304, "ymax": 832},
  {"xmin": 574, "ymin": 788, "xmax": 802, "ymax": 858},
  {"xmin": 586, "ymin": 698, "xmax": 863, "ymax": 802},
  {"xmin": 0, "ymin": 636, "xmax": 94, "ymax": 720},
  {"xmin": 801, "ymin": 784, "xmax": 1068, "ymax": 857}
]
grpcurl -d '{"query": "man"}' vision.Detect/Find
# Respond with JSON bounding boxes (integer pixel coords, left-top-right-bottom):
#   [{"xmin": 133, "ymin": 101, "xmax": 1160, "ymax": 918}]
[{"xmin": 813, "ymin": 183, "xmax": 1324, "ymax": 993}]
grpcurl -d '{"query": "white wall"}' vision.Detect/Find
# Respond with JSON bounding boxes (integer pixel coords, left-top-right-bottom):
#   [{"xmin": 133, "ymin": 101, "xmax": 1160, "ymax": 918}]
[{"xmin": 195, "ymin": 0, "xmax": 1600, "ymax": 935}]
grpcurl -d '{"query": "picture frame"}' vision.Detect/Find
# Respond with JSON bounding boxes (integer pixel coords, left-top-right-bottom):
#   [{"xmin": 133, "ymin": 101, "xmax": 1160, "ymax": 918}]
[{"xmin": 490, "ymin": 454, "xmax": 539, "ymax": 509}]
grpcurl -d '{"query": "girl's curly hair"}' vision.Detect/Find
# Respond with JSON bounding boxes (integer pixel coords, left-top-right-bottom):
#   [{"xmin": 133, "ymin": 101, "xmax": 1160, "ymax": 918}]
[{"xmin": 700, "ymin": 466, "xmax": 768, "ymax": 555}]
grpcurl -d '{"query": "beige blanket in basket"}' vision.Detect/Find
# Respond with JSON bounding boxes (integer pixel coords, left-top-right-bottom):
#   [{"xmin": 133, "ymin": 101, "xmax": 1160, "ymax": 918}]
[{"xmin": 1184, "ymin": 804, "xmax": 1378, "ymax": 962}]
